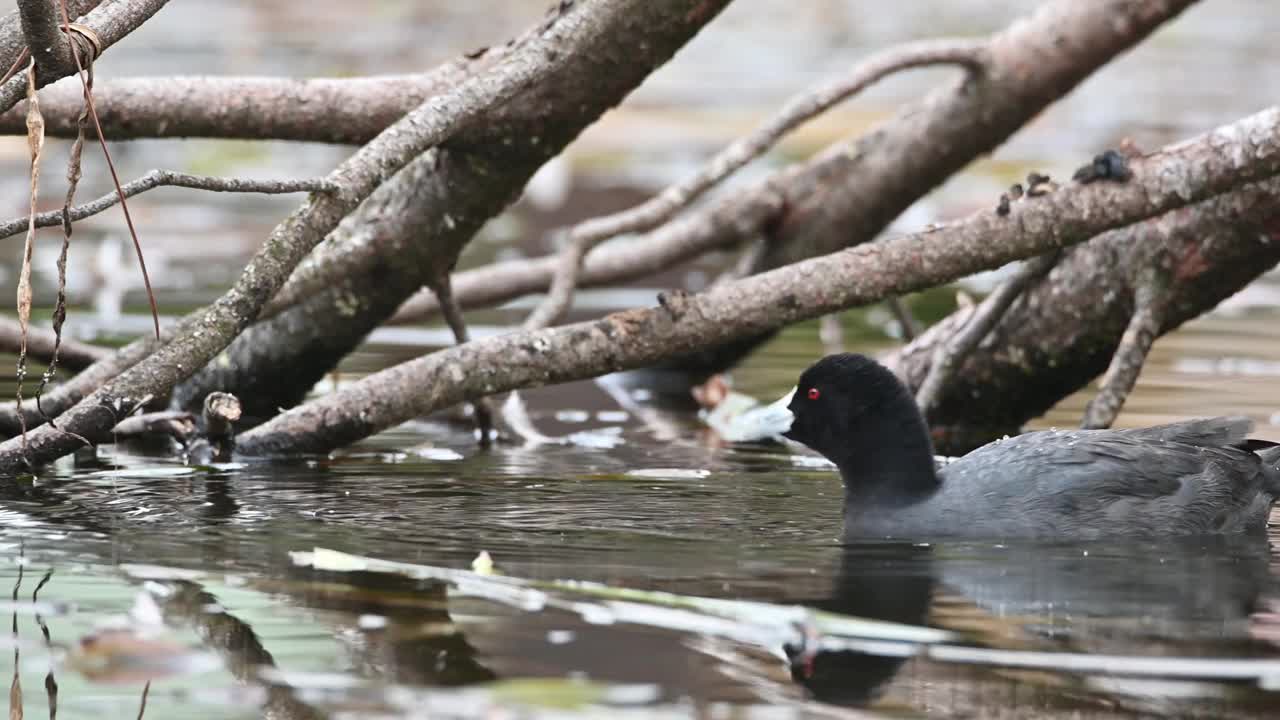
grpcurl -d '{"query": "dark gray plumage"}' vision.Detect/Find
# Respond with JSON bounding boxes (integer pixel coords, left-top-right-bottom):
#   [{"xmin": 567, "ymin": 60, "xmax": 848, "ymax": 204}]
[{"xmin": 772, "ymin": 353, "xmax": 1280, "ymax": 540}]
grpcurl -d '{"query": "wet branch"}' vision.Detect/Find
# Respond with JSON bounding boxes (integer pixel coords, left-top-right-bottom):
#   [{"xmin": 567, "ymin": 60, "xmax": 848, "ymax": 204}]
[
  {"xmin": 915, "ymin": 251, "xmax": 1060, "ymax": 419},
  {"xmin": 0, "ymin": 170, "xmax": 337, "ymax": 241},
  {"xmin": 236, "ymin": 106, "xmax": 1280, "ymax": 455},
  {"xmin": 522, "ymin": 38, "xmax": 987, "ymax": 330},
  {"xmin": 1080, "ymin": 271, "xmax": 1168, "ymax": 429}
]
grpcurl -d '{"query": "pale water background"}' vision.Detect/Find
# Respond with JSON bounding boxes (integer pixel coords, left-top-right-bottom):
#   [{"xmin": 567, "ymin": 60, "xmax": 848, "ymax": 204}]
[{"xmin": 1, "ymin": 2, "xmax": 1280, "ymax": 718}]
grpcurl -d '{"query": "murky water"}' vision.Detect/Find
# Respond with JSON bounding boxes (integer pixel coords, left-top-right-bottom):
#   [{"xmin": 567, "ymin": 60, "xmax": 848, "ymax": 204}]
[
  {"xmin": 2, "ymin": 1, "xmax": 1280, "ymax": 718},
  {"xmin": 3, "ymin": 306, "xmax": 1280, "ymax": 719}
]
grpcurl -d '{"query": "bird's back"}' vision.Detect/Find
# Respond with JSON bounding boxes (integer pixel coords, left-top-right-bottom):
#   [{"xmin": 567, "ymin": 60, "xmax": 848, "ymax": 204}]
[{"xmin": 844, "ymin": 417, "xmax": 1279, "ymax": 540}]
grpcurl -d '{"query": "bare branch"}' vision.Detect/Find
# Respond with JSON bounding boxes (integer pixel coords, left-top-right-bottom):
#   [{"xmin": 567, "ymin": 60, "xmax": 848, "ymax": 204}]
[
  {"xmin": 429, "ymin": 272, "xmax": 494, "ymax": 446},
  {"xmin": 0, "ymin": 314, "xmax": 109, "ymax": 371},
  {"xmin": 522, "ymin": 38, "xmax": 987, "ymax": 330},
  {"xmin": 0, "ymin": 0, "xmax": 171, "ymax": 114},
  {"xmin": 0, "ymin": 74, "xmax": 450, "ymax": 143},
  {"xmin": 1080, "ymin": 273, "xmax": 1167, "ymax": 429},
  {"xmin": 0, "ymin": 0, "xmax": 620, "ymax": 471},
  {"xmin": 0, "ymin": 170, "xmax": 336, "ymax": 241},
  {"xmin": 915, "ymin": 251, "xmax": 1060, "ymax": 418},
  {"xmin": 885, "ymin": 175, "xmax": 1280, "ymax": 453},
  {"xmin": 885, "ymin": 297, "xmax": 920, "ymax": 341},
  {"xmin": 384, "ymin": 0, "xmax": 1198, "ymax": 328},
  {"xmin": 236, "ymin": 106, "xmax": 1280, "ymax": 455}
]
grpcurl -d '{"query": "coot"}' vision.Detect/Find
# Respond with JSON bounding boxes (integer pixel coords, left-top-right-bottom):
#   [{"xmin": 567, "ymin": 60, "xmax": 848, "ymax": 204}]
[{"xmin": 754, "ymin": 353, "xmax": 1280, "ymax": 539}]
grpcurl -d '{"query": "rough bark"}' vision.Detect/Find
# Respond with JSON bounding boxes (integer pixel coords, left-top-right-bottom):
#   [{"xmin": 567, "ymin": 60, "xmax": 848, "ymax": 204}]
[
  {"xmin": 383, "ymin": 0, "xmax": 1198, "ymax": 329},
  {"xmin": 0, "ymin": 0, "xmax": 171, "ymax": 114},
  {"xmin": 236, "ymin": 107, "xmax": 1280, "ymax": 455},
  {"xmin": 0, "ymin": 0, "xmax": 633, "ymax": 472},
  {"xmin": 170, "ymin": 0, "xmax": 733, "ymax": 421},
  {"xmin": 0, "ymin": 73, "xmax": 450, "ymax": 143},
  {"xmin": 0, "ymin": 2, "xmax": 100, "ymax": 74},
  {"xmin": 884, "ymin": 175, "xmax": 1280, "ymax": 454}
]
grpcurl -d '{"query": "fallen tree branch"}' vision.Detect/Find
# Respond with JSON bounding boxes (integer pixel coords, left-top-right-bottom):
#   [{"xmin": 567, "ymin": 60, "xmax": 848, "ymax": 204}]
[
  {"xmin": 0, "ymin": 170, "xmax": 337, "ymax": 241},
  {"xmin": 234, "ymin": 106, "xmax": 1280, "ymax": 455},
  {"xmin": 383, "ymin": 0, "xmax": 1198, "ymax": 328},
  {"xmin": 0, "ymin": 0, "xmax": 171, "ymax": 114},
  {"xmin": 915, "ymin": 251, "xmax": 1060, "ymax": 419},
  {"xmin": 169, "ymin": 0, "xmax": 733, "ymax": 421},
  {"xmin": 522, "ymin": 38, "xmax": 986, "ymax": 330},
  {"xmin": 0, "ymin": 314, "xmax": 109, "ymax": 371},
  {"xmin": 0, "ymin": 73, "xmax": 449, "ymax": 143},
  {"xmin": 885, "ymin": 175, "xmax": 1280, "ymax": 453},
  {"xmin": 0, "ymin": 0, "xmax": 610, "ymax": 472},
  {"xmin": 1079, "ymin": 270, "xmax": 1168, "ymax": 429}
]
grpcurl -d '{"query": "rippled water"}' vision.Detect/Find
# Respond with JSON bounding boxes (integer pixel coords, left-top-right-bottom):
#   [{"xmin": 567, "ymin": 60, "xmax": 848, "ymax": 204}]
[{"xmin": 3, "ymin": 307, "xmax": 1280, "ymax": 719}]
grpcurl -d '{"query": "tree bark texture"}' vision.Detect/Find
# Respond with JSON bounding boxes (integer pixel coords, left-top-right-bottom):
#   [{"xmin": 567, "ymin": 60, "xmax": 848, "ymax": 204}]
[
  {"xmin": 381, "ymin": 0, "xmax": 1200, "ymax": 331},
  {"xmin": 235, "ymin": 107, "xmax": 1280, "ymax": 455},
  {"xmin": 0, "ymin": 0, "xmax": 714, "ymax": 473},
  {"xmin": 0, "ymin": 0, "xmax": 172, "ymax": 114},
  {"xmin": 167, "ymin": 0, "xmax": 733, "ymax": 422},
  {"xmin": 884, "ymin": 176, "xmax": 1280, "ymax": 454}
]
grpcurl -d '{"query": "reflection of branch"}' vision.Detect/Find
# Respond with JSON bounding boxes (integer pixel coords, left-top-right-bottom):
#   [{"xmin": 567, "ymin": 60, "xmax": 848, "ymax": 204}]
[
  {"xmin": 156, "ymin": 581, "xmax": 323, "ymax": 720},
  {"xmin": 0, "ymin": 170, "xmax": 336, "ymax": 242},
  {"xmin": 33, "ymin": 569, "xmax": 57, "ymax": 719},
  {"xmin": 9, "ymin": 546, "xmax": 22, "ymax": 719},
  {"xmin": 522, "ymin": 39, "xmax": 986, "ymax": 330},
  {"xmin": 239, "ymin": 106, "xmax": 1280, "ymax": 454}
]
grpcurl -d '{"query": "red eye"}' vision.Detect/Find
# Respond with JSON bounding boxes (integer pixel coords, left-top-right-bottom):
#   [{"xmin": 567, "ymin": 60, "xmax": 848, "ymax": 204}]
[{"xmin": 807, "ymin": 388, "xmax": 820, "ymax": 400}]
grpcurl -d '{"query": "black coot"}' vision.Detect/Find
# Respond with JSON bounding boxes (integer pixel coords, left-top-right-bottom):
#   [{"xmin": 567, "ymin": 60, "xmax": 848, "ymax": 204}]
[{"xmin": 758, "ymin": 353, "xmax": 1280, "ymax": 539}]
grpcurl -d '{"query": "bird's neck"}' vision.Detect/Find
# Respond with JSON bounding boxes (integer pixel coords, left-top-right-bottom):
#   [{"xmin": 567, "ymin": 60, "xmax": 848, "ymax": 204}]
[{"xmin": 837, "ymin": 410, "xmax": 941, "ymax": 507}]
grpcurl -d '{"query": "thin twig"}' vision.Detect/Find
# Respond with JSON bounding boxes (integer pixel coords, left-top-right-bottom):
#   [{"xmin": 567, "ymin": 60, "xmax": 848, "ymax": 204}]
[
  {"xmin": 915, "ymin": 251, "xmax": 1061, "ymax": 419},
  {"xmin": 1081, "ymin": 274, "xmax": 1167, "ymax": 429},
  {"xmin": 521, "ymin": 38, "xmax": 987, "ymax": 330},
  {"xmin": 885, "ymin": 296, "xmax": 920, "ymax": 341},
  {"xmin": 0, "ymin": 170, "xmax": 337, "ymax": 241},
  {"xmin": 430, "ymin": 273, "xmax": 494, "ymax": 446}
]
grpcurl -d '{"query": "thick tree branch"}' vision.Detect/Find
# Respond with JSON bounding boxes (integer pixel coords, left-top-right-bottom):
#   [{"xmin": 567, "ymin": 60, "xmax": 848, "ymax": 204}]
[
  {"xmin": 522, "ymin": 38, "xmax": 987, "ymax": 330},
  {"xmin": 0, "ymin": 0, "xmax": 611, "ymax": 472},
  {"xmin": 0, "ymin": 170, "xmax": 336, "ymax": 241},
  {"xmin": 0, "ymin": 73, "xmax": 456, "ymax": 142},
  {"xmin": 886, "ymin": 175, "xmax": 1280, "ymax": 453},
  {"xmin": 236, "ymin": 107, "xmax": 1280, "ymax": 455},
  {"xmin": 0, "ymin": 2, "xmax": 99, "ymax": 73},
  {"xmin": 170, "ymin": 0, "xmax": 733, "ymax": 421},
  {"xmin": 0, "ymin": 0, "xmax": 171, "ymax": 114},
  {"xmin": 384, "ymin": 0, "xmax": 1198, "ymax": 329}
]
